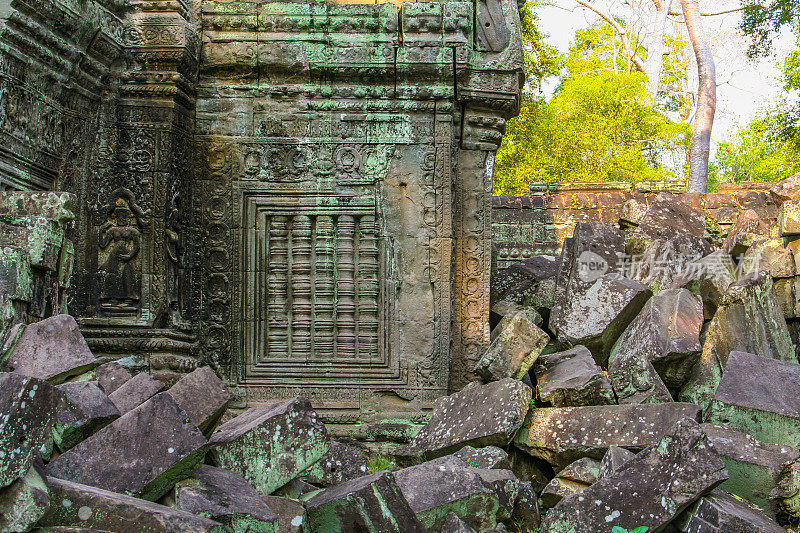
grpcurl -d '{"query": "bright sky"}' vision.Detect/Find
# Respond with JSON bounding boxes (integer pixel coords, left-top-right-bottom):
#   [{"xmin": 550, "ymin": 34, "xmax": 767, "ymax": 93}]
[{"xmin": 535, "ymin": 0, "xmax": 796, "ymax": 154}]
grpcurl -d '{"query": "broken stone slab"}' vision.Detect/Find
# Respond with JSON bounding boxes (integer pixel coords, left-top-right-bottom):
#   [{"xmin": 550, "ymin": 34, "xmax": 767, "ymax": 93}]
[
  {"xmin": 490, "ymin": 256, "xmax": 558, "ymax": 309},
  {"xmin": 598, "ymin": 445, "xmax": 636, "ymax": 479},
  {"xmin": 272, "ymin": 477, "xmax": 319, "ymax": 500},
  {"xmin": 304, "ymin": 440, "xmax": 370, "ymax": 487},
  {"xmin": 441, "ymin": 511, "xmax": 475, "ymax": 533},
  {"xmin": 53, "ymin": 381, "xmax": 120, "ymax": 452},
  {"xmin": 474, "ymin": 309, "xmax": 549, "ymax": 381},
  {"xmin": 534, "ymin": 345, "xmax": 615, "ymax": 407},
  {"xmin": 305, "ymin": 470, "xmax": 424, "ymax": 533},
  {"xmin": 770, "ymin": 172, "xmax": 800, "ymax": 203},
  {"xmin": 511, "ymin": 481, "xmax": 541, "ymax": 533},
  {"xmin": 209, "ymin": 396, "xmax": 330, "ymax": 496},
  {"xmin": 624, "ymin": 234, "xmax": 715, "ymax": 290},
  {"xmin": 550, "ymin": 222, "xmax": 625, "ymax": 328},
  {"xmin": 540, "ymin": 419, "xmax": 727, "ymax": 533},
  {"xmin": 490, "ymin": 305, "xmax": 543, "ymax": 343},
  {"xmin": 550, "ymin": 274, "xmax": 651, "ymax": 366},
  {"xmin": 723, "ymin": 208, "xmax": 772, "ymax": 256},
  {"xmin": 780, "ymin": 199, "xmax": 800, "ymax": 236},
  {"xmin": 741, "ymin": 237, "xmax": 796, "ymax": 278},
  {"xmin": 770, "ymin": 457, "xmax": 800, "ymax": 518},
  {"xmin": 514, "ymin": 402, "xmax": 701, "ymax": 467},
  {"xmin": 609, "ymin": 351, "xmax": 672, "ymax": 405},
  {"xmin": 173, "ymin": 465, "xmax": 278, "ymax": 532},
  {"xmin": 609, "ymin": 288, "xmax": 703, "ymax": 389},
  {"xmin": 166, "ymin": 367, "xmax": 232, "ymax": 436},
  {"xmin": 403, "ymin": 378, "xmax": 531, "ymax": 460},
  {"xmin": 674, "ymin": 490, "xmax": 785, "ymax": 533},
  {"xmin": 262, "ymin": 496, "xmax": 305, "ymax": 533},
  {"xmin": 507, "ymin": 448, "xmax": 551, "ymax": 494},
  {"xmin": 38, "ymin": 477, "xmax": 225, "ymax": 532},
  {"xmin": 0, "ymin": 465, "xmax": 50, "ymax": 532},
  {"xmin": 668, "ymin": 249, "xmax": 736, "ymax": 320},
  {"xmin": 107, "ymin": 372, "xmax": 165, "ymax": 415},
  {"xmin": 473, "ymin": 467, "xmax": 520, "ymax": 521},
  {"xmin": 680, "ymin": 272, "xmax": 795, "ymax": 412},
  {"xmin": 540, "ymin": 457, "xmax": 601, "ymax": 508},
  {"xmin": 3, "ymin": 315, "xmax": 97, "ymax": 384},
  {"xmin": 700, "ymin": 423, "xmax": 799, "ymax": 516},
  {"xmin": 0, "ymin": 372, "xmax": 57, "ymax": 488},
  {"xmin": 394, "ymin": 456, "xmax": 500, "ymax": 532},
  {"xmin": 46, "ymin": 392, "xmax": 207, "ymax": 501},
  {"xmin": 94, "ymin": 361, "xmax": 132, "ymax": 395},
  {"xmin": 453, "ymin": 445, "xmax": 509, "ymax": 470},
  {"xmin": 707, "ymin": 351, "xmax": 800, "ymax": 450},
  {"xmin": 624, "ymin": 193, "xmax": 709, "ymax": 256}
]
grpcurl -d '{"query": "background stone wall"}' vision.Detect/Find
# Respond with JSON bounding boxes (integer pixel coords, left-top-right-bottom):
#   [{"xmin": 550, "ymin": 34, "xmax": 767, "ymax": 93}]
[{"xmin": 492, "ymin": 181, "xmax": 780, "ymax": 274}]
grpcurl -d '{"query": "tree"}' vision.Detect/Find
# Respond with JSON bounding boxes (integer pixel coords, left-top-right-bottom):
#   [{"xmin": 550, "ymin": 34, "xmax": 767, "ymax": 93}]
[
  {"xmin": 739, "ymin": 0, "xmax": 799, "ymax": 57},
  {"xmin": 494, "ymin": 23, "xmax": 691, "ymax": 195},
  {"xmin": 680, "ymin": 0, "xmax": 716, "ymax": 192}
]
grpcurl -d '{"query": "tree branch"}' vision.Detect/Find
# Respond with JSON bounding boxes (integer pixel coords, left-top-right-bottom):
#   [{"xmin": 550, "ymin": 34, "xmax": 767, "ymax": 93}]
[
  {"xmin": 573, "ymin": 0, "xmax": 647, "ymax": 73},
  {"xmin": 668, "ymin": 6, "xmax": 748, "ymax": 16}
]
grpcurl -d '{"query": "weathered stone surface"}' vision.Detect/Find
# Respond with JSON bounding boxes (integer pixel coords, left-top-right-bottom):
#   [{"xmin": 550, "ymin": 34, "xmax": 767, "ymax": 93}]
[
  {"xmin": 514, "ymin": 403, "xmax": 701, "ymax": 467},
  {"xmin": 625, "ymin": 192, "xmax": 708, "ymax": 255},
  {"xmin": 723, "ymin": 208, "xmax": 772, "ymax": 256},
  {"xmin": 107, "ymin": 372, "xmax": 165, "ymax": 415},
  {"xmin": 53, "ymin": 381, "xmax": 120, "ymax": 452},
  {"xmin": 675, "ymin": 490, "xmax": 784, "ymax": 533},
  {"xmin": 770, "ymin": 457, "xmax": 800, "ymax": 518},
  {"xmin": 540, "ymin": 419, "xmax": 727, "ymax": 533},
  {"xmin": 209, "ymin": 396, "xmax": 329, "ymax": 495},
  {"xmin": 608, "ymin": 289, "xmax": 703, "ymax": 404},
  {"xmin": 491, "ymin": 306, "xmax": 543, "ymax": 342},
  {"xmin": 473, "ymin": 467, "xmax": 520, "ymax": 521},
  {"xmin": 701, "ymin": 423, "xmax": 799, "ymax": 515},
  {"xmin": 551, "ymin": 274, "xmax": 651, "ymax": 365},
  {"xmin": 453, "ymin": 445, "xmax": 510, "ymax": 470},
  {"xmin": 681, "ymin": 272, "xmax": 795, "ymax": 411},
  {"xmin": 94, "ymin": 362, "xmax": 132, "ymax": 395},
  {"xmin": 780, "ymin": 199, "xmax": 800, "ymax": 236},
  {"xmin": 474, "ymin": 309, "xmax": 549, "ymax": 381},
  {"xmin": 551, "ymin": 222, "xmax": 625, "ymax": 325},
  {"xmin": 174, "ymin": 465, "xmax": 278, "ymax": 532},
  {"xmin": 304, "ymin": 440, "xmax": 370, "ymax": 487},
  {"xmin": 669, "ymin": 250, "xmax": 736, "ymax": 319},
  {"xmin": 394, "ymin": 456, "xmax": 500, "ymax": 532},
  {"xmin": 534, "ymin": 346, "xmax": 614, "ymax": 407},
  {"xmin": 261, "ymin": 496, "xmax": 305, "ymax": 533},
  {"xmin": 38, "ymin": 477, "xmax": 224, "ymax": 532},
  {"xmin": 272, "ymin": 477, "xmax": 319, "ymax": 500},
  {"xmin": 741, "ymin": 237, "xmax": 795, "ymax": 280},
  {"xmin": 46, "ymin": 392, "xmax": 207, "ymax": 501},
  {"xmin": 0, "ymin": 465, "xmax": 49, "ymax": 532},
  {"xmin": 619, "ymin": 197, "xmax": 648, "ymax": 227},
  {"xmin": 770, "ymin": 172, "xmax": 800, "ymax": 203},
  {"xmin": 3, "ymin": 315, "xmax": 96, "ymax": 384},
  {"xmin": 491, "ymin": 256, "xmax": 559, "ymax": 310},
  {"xmin": 540, "ymin": 457, "xmax": 601, "ymax": 508},
  {"xmin": 597, "ymin": 445, "xmax": 636, "ymax": 479},
  {"xmin": 708, "ymin": 351, "xmax": 800, "ymax": 449},
  {"xmin": 441, "ymin": 511, "xmax": 475, "ymax": 533},
  {"xmin": 305, "ymin": 471, "xmax": 423, "ymax": 533},
  {"xmin": 166, "ymin": 367, "xmax": 231, "ymax": 436},
  {"xmin": 511, "ymin": 481, "xmax": 541, "ymax": 533},
  {"xmin": 625, "ymin": 234, "xmax": 715, "ymax": 290},
  {"xmin": 0, "ymin": 372, "xmax": 57, "ymax": 488},
  {"xmin": 404, "ymin": 378, "xmax": 531, "ymax": 459}
]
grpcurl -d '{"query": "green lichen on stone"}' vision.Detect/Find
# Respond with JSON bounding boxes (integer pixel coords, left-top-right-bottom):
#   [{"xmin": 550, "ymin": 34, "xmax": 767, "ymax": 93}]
[{"xmin": 0, "ymin": 466, "xmax": 50, "ymax": 532}]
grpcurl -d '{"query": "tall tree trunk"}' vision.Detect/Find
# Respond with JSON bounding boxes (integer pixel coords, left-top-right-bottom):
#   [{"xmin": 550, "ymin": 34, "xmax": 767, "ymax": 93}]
[
  {"xmin": 681, "ymin": 0, "xmax": 716, "ymax": 192},
  {"xmin": 645, "ymin": 0, "xmax": 672, "ymax": 100}
]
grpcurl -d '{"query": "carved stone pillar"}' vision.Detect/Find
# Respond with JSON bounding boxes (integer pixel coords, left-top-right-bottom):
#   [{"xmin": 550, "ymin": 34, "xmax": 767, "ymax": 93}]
[{"xmin": 77, "ymin": 0, "xmax": 201, "ymax": 380}]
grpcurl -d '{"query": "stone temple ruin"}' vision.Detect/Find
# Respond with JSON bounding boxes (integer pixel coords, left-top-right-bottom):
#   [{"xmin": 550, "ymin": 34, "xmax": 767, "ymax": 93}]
[
  {"xmin": 6, "ymin": 0, "xmax": 800, "ymax": 531},
  {"xmin": 0, "ymin": 0, "xmax": 524, "ymax": 425}
]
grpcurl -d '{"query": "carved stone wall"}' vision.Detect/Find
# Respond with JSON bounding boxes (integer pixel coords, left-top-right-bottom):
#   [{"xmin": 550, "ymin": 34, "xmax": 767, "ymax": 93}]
[{"xmin": 0, "ymin": 0, "xmax": 523, "ymax": 425}]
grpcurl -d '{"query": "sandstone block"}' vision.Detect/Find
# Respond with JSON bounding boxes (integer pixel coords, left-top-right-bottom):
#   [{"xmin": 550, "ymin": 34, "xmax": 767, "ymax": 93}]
[
  {"xmin": 675, "ymin": 490, "xmax": 784, "ymax": 533},
  {"xmin": 534, "ymin": 346, "xmax": 614, "ymax": 407},
  {"xmin": 780, "ymin": 199, "xmax": 800, "ymax": 236},
  {"xmin": 550, "ymin": 274, "xmax": 651, "ymax": 365},
  {"xmin": 708, "ymin": 351, "xmax": 800, "ymax": 449},
  {"xmin": 262, "ymin": 496, "xmax": 305, "ymax": 533},
  {"xmin": 441, "ymin": 511, "xmax": 475, "ymax": 533},
  {"xmin": 38, "ymin": 477, "xmax": 224, "ymax": 532},
  {"xmin": 3, "ymin": 315, "xmax": 96, "ymax": 384},
  {"xmin": 107, "ymin": 372, "xmax": 165, "ymax": 415},
  {"xmin": 53, "ymin": 381, "xmax": 120, "ymax": 452},
  {"xmin": 598, "ymin": 445, "xmax": 636, "ymax": 479},
  {"xmin": 174, "ymin": 465, "xmax": 278, "ymax": 532},
  {"xmin": 723, "ymin": 208, "xmax": 772, "ymax": 256},
  {"xmin": 540, "ymin": 419, "xmax": 727, "ymax": 533},
  {"xmin": 305, "ymin": 471, "xmax": 424, "ymax": 533},
  {"xmin": 514, "ymin": 402, "xmax": 701, "ymax": 467},
  {"xmin": 209, "ymin": 396, "xmax": 329, "ymax": 495},
  {"xmin": 453, "ymin": 445, "xmax": 509, "ymax": 470},
  {"xmin": 669, "ymin": 250, "xmax": 735, "ymax": 319},
  {"xmin": 394, "ymin": 456, "xmax": 500, "ymax": 532},
  {"xmin": 166, "ymin": 367, "xmax": 232, "ymax": 435},
  {"xmin": 0, "ymin": 465, "xmax": 49, "ymax": 532},
  {"xmin": 46, "ymin": 392, "xmax": 207, "ymax": 501},
  {"xmin": 474, "ymin": 309, "xmax": 549, "ymax": 381},
  {"xmin": 94, "ymin": 361, "xmax": 132, "ymax": 395},
  {"xmin": 0, "ymin": 372, "xmax": 57, "ymax": 488},
  {"xmin": 304, "ymin": 440, "xmax": 370, "ymax": 487},
  {"xmin": 540, "ymin": 457, "xmax": 601, "ymax": 508},
  {"xmin": 404, "ymin": 378, "xmax": 531, "ymax": 459}
]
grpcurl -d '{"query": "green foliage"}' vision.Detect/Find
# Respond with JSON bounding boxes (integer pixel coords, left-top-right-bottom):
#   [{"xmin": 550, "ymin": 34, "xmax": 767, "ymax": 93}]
[
  {"xmin": 366, "ymin": 455, "xmax": 397, "ymax": 474},
  {"xmin": 519, "ymin": 1, "xmax": 562, "ymax": 94},
  {"xmin": 611, "ymin": 527, "xmax": 649, "ymax": 533},
  {"xmin": 494, "ymin": 22, "xmax": 690, "ymax": 195},
  {"xmin": 740, "ymin": 0, "xmax": 799, "ymax": 58},
  {"xmin": 709, "ymin": 108, "xmax": 800, "ymax": 187}
]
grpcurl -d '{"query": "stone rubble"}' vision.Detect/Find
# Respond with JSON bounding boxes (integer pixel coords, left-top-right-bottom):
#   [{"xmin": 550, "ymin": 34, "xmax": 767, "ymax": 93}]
[{"xmin": 6, "ymin": 181, "xmax": 800, "ymax": 531}]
